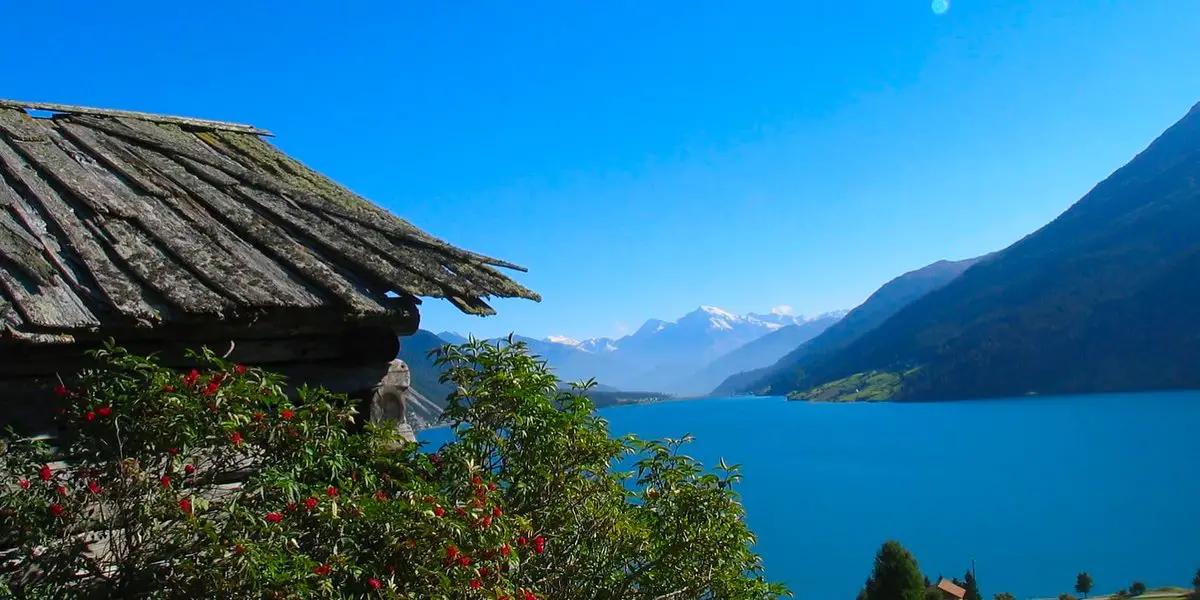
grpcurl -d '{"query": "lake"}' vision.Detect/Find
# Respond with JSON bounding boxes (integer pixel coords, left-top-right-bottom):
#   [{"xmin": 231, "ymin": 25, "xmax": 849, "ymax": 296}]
[{"xmin": 419, "ymin": 391, "xmax": 1200, "ymax": 599}]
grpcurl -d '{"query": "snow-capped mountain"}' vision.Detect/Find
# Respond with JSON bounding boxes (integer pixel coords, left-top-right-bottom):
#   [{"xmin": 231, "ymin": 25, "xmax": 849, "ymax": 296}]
[
  {"xmin": 530, "ymin": 306, "xmax": 848, "ymax": 393},
  {"xmin": 437, "ymin": 306, "xmax": 847, "ymax": 394}
]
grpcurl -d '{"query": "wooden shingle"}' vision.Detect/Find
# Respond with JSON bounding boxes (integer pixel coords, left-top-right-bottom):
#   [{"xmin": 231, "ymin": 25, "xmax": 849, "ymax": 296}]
[{"xmin": 0, "ymin": 100, "xmax": 539, "ymax": 346}]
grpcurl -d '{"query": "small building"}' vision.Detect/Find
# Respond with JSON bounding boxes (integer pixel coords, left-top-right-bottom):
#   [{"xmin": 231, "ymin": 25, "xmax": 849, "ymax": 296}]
[
  {"xmin": 0, "ymin": 99, "xmax": 539, "ymax": 439},
  {"xmin": 935, "ymin": 578, "xmax": 968, "ymax": 600}
]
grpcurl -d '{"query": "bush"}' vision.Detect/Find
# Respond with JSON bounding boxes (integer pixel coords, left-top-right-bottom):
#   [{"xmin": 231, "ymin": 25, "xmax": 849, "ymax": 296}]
[
  {"xmin": 1129, "ymin": 581, "xmax": 1146, "ymax": 596},
  {"xmin": 0, "ymin": 339, "xmax": 788, "ymax": 599}
]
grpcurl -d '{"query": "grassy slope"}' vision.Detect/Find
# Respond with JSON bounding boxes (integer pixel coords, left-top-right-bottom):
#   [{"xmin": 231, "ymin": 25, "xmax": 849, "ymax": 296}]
[{"xmin": 715, "ymin": 256, "xmax": 982, "ymax": 396}]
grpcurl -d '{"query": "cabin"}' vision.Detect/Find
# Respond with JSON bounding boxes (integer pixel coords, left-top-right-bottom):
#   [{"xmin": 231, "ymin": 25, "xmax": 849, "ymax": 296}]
[
  {"xmin": 0, "ymin": 99, "xmax": 539, "ymax": 441},
  {"xmin": 934, "ymin": 578, "xmax": 968, "ymax": 600}
]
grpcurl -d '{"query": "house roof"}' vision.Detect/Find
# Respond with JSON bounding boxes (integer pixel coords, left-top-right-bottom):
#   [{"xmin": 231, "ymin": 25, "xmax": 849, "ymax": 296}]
[
  {"xmin": 0, "ymin": 100, "xmax": 539, "ymax": 344},
  {"xmin": 937, "ymin": 579, "xmax": 968, "ymax": 599}
]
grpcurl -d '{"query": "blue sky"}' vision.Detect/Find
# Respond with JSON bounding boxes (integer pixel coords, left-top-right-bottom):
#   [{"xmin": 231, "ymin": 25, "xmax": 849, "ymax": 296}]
[{"xmin": 3, "ymin": 1, "xmax": 1198, "ymax": 340}]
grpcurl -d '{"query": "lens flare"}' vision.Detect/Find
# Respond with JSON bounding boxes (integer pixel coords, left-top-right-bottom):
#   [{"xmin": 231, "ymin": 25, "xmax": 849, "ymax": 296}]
[{"xmin": 932, "ymin": 0, "xmax": 950, "ymax": 15}]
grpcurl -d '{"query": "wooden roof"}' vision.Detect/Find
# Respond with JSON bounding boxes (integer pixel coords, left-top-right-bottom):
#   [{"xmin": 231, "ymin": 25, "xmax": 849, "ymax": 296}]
[
  {"xmin": 937, "ymin": 579, "xmax": 967, "ymax": 599},
  {"xmin": 0, "ymin": 100, "xmax": 539, "ymax": 345}
]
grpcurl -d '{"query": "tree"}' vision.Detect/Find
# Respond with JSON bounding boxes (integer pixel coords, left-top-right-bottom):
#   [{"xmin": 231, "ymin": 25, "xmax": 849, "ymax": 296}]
[
  {"xmin": 1076, "ymin": 572, "xmax": 1094, "ymax": 598},
  {"xmin": 994, "ymin": 593, "xmax": 1016, "ymax": 600},
  {"xmin": 1193, "ymin": 568, "xmax": 1200, "ymax": 591},
  {"xmin": 963, "ymin": 569, "xmax": 983, "ymax": 600},
  {"xmin": 0, "ymin": 340, "xmax": 792, "ymax": 599},
  {"xmin": 860, "ymin": 540, "xmax": 927, "ymax": 600},
  {"xmin": 1129, "ymin": 581, "xmax": 1146, "ymax": 596}
]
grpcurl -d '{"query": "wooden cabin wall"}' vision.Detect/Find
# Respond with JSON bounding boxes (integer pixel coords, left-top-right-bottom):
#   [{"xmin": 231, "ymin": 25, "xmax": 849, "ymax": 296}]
[{"xmin": 0, "ymin": 325, "xmax": 413, "ymax": 440}]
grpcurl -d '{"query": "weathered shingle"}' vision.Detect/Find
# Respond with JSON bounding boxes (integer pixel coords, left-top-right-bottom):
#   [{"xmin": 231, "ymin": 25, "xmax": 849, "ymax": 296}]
[{"xmin": 0, "ymin": 100, "xmax": 539, "ymax": 344}]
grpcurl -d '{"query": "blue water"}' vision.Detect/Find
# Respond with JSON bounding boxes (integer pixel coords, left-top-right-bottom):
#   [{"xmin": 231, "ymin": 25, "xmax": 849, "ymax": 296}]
[{"xmin": 420, "ymin": 392, "xmax": 1200, "ymax": 600}]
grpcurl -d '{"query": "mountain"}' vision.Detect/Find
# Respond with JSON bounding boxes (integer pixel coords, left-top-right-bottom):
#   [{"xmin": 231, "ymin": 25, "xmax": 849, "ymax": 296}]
[
  {"xmin": 675, "ymin": 311, "xmax": 846, "ymax": 396},
  {"xmin": 713, "ymin": 257, "xmax": 984, "ymax": 395},
  {"xmin": 397, "ymin": 330, "xmax": 664, "ymax": 426},
  {"xmin": 589, "ymin": 306, "xmax": 839, "ymax": 392},
  {"xmin": 396, "ymin": 330, "xmax": 458, "ymax": 427},
  {"xmin": 436, "ymin": 331, "xmax": 469, "ymax": 345},
  {"xmin": 764, "ymin": 101, "xmax": 1200, "ymax": 402},
  {"xmin": 436, "ymin": 306, "xmax": 843, "ymax": 393}
]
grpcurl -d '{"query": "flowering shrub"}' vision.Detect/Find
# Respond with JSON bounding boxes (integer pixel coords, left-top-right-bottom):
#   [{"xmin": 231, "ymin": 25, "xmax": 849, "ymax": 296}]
[{"xmin": 0, "ymin": 339, "xmax": 788, "ymax": 599}]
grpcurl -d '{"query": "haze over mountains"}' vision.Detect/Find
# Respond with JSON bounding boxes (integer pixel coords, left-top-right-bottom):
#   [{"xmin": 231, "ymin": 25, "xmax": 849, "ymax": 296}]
[{"xmin": 433, "ymin": 306, "xmax": 848, "ymax": 394}]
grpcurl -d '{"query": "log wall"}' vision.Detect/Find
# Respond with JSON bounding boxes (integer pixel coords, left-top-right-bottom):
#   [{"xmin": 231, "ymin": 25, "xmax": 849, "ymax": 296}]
[{"xmin": 0, "ymin": 325, "xmax": 415, "ymax": 441}]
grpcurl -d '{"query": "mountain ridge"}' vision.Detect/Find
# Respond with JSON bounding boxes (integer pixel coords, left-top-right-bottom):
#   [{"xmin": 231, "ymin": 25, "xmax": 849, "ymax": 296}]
[
  {"xmin": 440, "ymin": 306, "xmax": 848, "ymax": 393},
  {"xmin": 768, "ymin": 100, "xmax": 1200, "ymax": 402},
  {"xmin": 713, "ymin": 256, "xmax": 985, "ymax": 395}
]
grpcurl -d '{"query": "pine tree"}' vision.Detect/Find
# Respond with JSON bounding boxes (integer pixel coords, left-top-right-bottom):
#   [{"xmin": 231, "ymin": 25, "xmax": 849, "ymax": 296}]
[
  {"xmin": 862, "ymin": 541, "xmax": 927, "ymax": 600},
  {"xmin": 963, "ymin": 569, "xmax": 983, "ymax": 600},
  {"xmin": 1075, "ymin": 572, "xmax": 1094, "ymax": 598}
]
